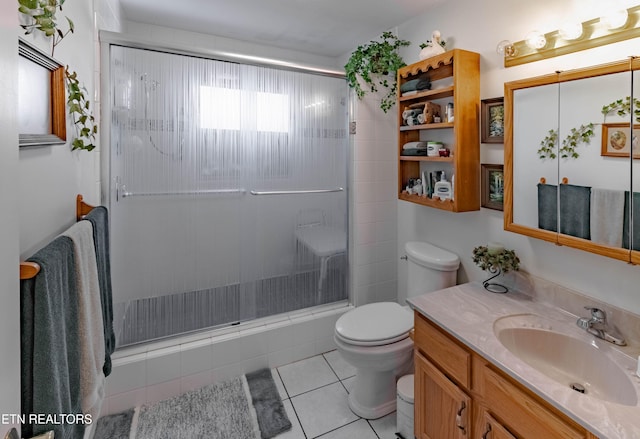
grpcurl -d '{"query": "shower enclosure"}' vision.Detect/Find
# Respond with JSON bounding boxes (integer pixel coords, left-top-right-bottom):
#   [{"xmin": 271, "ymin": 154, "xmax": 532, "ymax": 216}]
[{"xmin": 108, "ymin": 45, "xmax": 349, "ymax": 347}]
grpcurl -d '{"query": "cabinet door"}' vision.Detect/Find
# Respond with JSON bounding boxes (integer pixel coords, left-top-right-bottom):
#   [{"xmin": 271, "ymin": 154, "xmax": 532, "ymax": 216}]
[
  {"xmin": 480, "ymin": 365, "xmax": 586, "ymax": 439},
  {"xmin": 415, "ymin": 351, "xmax": 471, "ymax": 439},
  {"xmin": 477, "ymin": 410, "xmax": 516, "ymax": 439}
]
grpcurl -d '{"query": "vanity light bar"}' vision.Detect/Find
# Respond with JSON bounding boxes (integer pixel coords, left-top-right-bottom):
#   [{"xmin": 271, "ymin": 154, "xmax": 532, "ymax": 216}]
[{"xmin": 503, "ymin": 5, "xmax": 640, "ymax": 68}]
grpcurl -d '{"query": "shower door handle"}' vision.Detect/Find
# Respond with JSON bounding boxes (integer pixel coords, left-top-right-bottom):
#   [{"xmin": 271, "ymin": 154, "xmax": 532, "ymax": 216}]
[
  {"xmin": 250, "ymin": 187, "xmax": 344, "ymax": 195},
  {"xmin": 119, "ymin": 188, "xmax": 247, "ymax": 198}
]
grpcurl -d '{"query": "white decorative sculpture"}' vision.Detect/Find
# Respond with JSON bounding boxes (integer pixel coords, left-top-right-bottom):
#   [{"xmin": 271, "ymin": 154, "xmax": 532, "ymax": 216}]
[{"xmin": 419, "ymin": 30, "xmax": 446, "ymax": 60}]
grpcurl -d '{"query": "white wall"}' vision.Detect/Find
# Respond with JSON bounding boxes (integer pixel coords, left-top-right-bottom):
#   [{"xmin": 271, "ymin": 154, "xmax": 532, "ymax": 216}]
[
  {"xmin": 18, "ymin": 0, "xmax": 103, "ymax": 260},
  {"xmin": 390, "ymin": 0, "xmax": 640, "ymax": 314},
  {"xmin": 0, "ymin": 0, "xmax": 22, "ymax": 433}
]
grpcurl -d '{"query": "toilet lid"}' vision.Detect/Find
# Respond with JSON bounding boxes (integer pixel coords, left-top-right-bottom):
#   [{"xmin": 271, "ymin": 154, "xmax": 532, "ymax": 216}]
[{"xmin": 335, "ymin": 302, "xmax": 413, "ymax": 346}]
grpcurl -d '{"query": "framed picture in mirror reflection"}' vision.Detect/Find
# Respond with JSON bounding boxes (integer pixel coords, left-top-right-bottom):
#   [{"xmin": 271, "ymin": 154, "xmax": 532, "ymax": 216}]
[
  {"xmin": 481, "ymin": 164, "xmax": 504, "ymax": 211},
  {"xmin": 601, "ymin": 123, "xmax": 640, "ymax": 158}
]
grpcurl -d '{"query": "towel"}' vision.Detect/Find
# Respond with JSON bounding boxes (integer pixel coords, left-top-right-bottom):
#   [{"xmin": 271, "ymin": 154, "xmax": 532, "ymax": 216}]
[
  {"xmin": 402, "ymin": 141, "xmax": 427, "ymax": 150},
  {"xmin": 401, "ymin": 148, "xmax": 428, "ymax": 156},
  {"xmin": 61, "ymin": 221, "xmax": 105, "ymax": 421},
  {"xmin": 21, "ymin": 236, "xmax": 85, "ymax": 439},
  {"xmin": 623, "ymin": 191, "xmax": 640, "ymax": 250},
  {"xmin": 83, "ymin": 206, "xmax": 116, "ymax": 376},
  {"xmin": 559, "ymin": 184, "xmax": 591, "ymax": 240},
  {"xmin": 590, "ymin": 189, "xmax": 625, "ymax": 247},
  {"xmin": 537, "ymin": 183, "xmax": 557, "ymax": 232},
  {"xmin": 538, "ymin": 183, "xmax": 591, "ymax": 239},
  {"xmin": 400, "ymin": 78, "xmax": 431, "ymax": 93}
]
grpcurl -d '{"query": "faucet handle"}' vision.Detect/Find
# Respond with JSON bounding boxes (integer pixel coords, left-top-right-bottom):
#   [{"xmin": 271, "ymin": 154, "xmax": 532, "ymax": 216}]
[{"xmin": 584, "ymin": 306, "xmax": 606, "ymax": 321}]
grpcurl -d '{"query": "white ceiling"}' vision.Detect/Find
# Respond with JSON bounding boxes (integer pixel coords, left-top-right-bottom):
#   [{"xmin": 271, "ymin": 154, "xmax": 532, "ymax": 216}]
[{"xmin": 118, "ymin": 0, "xmax": 444, "ymax": 58}]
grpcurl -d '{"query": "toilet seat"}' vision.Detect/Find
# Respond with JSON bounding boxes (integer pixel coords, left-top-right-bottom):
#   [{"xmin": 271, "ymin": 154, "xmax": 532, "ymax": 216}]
[{"xmin": 335, "ymin": 302, "xmax": 413, "ymax": 347}]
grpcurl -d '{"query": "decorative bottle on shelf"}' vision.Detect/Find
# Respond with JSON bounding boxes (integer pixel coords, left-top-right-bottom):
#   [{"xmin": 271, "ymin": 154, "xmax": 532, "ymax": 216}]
[
  {"xmin": 446, "ymin": 102, "xmax": 454, "ymax": 122},
  {"xmin": 434, "ymin": 172, "xmax": 452, "ymax": 200}
]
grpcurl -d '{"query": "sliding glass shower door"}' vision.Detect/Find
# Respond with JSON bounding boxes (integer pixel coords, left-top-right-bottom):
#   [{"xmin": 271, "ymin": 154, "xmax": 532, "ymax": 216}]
[{"xmin": 109, "ymin": 46, "xmax": 348, "ymax": 347}]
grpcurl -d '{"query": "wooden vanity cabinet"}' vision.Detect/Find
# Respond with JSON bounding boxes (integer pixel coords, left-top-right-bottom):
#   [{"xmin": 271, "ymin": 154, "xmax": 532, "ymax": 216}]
[
  {"xmin": 413, "ymin": 311, "xmax": 598, "ymax": 439},
  {"xmin": 477, "ymin": 410, "xmax": 516, "ymax": 439}
]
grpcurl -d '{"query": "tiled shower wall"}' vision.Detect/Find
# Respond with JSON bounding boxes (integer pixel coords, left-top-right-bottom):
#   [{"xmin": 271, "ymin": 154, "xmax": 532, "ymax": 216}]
[{"xmin": 350, "ymin": 87, "xmax": 399, "ymax": 306}]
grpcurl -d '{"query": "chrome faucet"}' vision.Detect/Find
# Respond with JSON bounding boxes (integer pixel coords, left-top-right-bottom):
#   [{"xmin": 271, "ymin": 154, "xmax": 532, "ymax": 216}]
[{"xmin": 576, "ymin": 307, "xmax": 626, "ymax": 346}]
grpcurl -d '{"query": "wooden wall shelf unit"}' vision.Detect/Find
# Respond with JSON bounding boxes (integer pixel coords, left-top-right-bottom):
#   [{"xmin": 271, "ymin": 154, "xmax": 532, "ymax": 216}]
[
  {"xmin": 414, "ymin": 311, "xmax": 599, "ymax": 439},
  {"xmin": 397, "ymin": 49, "xmax": 480, "ymax": 212}
]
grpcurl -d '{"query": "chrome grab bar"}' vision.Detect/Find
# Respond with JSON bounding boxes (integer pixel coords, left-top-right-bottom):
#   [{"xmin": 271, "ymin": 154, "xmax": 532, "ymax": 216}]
[
  {"xmin": 121, "ymin": 189, "xmax": 247, "ymax": 198},
  {"xmin": 250, "ymin": 187, "xmax": 344, "ymax": 195}
]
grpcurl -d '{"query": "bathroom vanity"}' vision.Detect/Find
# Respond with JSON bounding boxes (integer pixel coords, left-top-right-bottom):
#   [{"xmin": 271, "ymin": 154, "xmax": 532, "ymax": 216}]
[{"xmin": 408, "ymin": 282, "xmax": 640, "ymax": 439}]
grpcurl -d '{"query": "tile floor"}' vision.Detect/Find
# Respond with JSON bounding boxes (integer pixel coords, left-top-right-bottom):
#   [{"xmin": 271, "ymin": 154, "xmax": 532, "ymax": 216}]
[{"xmin": 270, "ymin": 350, "xmax": 400, "ymax": 439}]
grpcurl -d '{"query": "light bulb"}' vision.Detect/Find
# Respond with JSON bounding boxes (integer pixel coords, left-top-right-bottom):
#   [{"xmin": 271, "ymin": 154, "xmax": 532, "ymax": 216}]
[
  {"xmin": 558, "ymin": 21, "xmax": 583, "ymax": 40},
  {"xmin": 601, "ymin": 9, "xmax": 628, "ymax": 29},
  {"xmin": 496, "ymin": 40, "xmax": 517, "ymax": 57},
  {"xmin": 525, "ymin": 30, "xmax": 547, "ymax": 50}
]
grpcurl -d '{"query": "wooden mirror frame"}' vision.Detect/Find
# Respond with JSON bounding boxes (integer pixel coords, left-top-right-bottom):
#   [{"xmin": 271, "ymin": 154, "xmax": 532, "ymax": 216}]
[
  {"xmin": 504, "ymin": 57, "xmax": 640, "ymax": 263},
  {"xmin": 18, "ymin": 37, "xmax": 66, "ymax": 148}
]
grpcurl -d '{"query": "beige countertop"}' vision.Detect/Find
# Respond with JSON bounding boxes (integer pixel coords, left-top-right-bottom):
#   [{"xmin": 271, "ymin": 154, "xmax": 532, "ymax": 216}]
[{"xmin": 407, "ymin": 281, "xmax": 640, "ymax": 439}]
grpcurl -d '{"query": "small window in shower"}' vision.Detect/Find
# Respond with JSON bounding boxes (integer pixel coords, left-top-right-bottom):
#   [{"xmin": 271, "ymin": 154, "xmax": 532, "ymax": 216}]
[{"xmin": 199, "ymin": 87, "xmax": 289, "ymax": 133}]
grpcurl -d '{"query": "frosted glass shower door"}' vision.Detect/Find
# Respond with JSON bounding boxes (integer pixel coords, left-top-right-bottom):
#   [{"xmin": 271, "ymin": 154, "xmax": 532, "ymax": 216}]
[{"xmin": 108, "ymin": 46, "xmax": 348, "ymax": 346}]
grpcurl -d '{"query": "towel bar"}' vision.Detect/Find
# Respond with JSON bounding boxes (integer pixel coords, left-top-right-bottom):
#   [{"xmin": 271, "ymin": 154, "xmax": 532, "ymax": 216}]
[
  {"xmin": 121, "ymin": 188, "xmax": 247, "ymax": 198},
  {"xmin": 250, "ymin": 187, "xmax": 344, "ymax": 195},
  {"xmin": 539, "ymin": 177, "xmax": 569, "ymax": 184},
  {"xmin": 20, "ymin": 194, "xmax": 96, "ymax": 280}
]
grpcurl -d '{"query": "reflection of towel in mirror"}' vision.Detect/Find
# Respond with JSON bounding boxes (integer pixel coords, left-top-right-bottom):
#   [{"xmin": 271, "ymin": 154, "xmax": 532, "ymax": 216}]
[
  {"xmin": 560, "ymin": 184, "xmax": 591, "ymax": 240},
  {"xmin": 537, "ymin": 184, "xmax": 557, "ymax": 232},
  {"xmin": 623, "ymin": 191, "xmax": 640, "ymax": 251},
  {"xmin": 538, "ymin": 183, "xmax": 591, "ymax": 239},
  {"xmin": 590, "ymin": 189, "xmax": 624, "ymax": 247}
]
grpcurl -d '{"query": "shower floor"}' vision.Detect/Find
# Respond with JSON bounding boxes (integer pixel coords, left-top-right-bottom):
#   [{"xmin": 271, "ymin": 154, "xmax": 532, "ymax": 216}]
[{"xmin": 114, "ymin": 266, "xmax": 347, "ymax": 347}]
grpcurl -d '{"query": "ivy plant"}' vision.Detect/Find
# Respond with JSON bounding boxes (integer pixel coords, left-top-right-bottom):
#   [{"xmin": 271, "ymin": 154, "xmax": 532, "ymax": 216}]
[
  {"xmin": 18, "ymin": 0, "xmax": 74, "ymax": 57},
  {"xmin": 345, "ymin": 31, "xmax": 410, "ymax": 113},
  {"xmin": 537, "ymin": 129, "xmax": 558, "ymax": 160},
  {"xmin": 419, "ymin": 39, "xmax": 446, "ymax": 50},
  {"xmin": 601, "ymin": 96, "xmax": 640, "ymax": 123},
  {"xmin": 537, "ymin": 123, "xmax": 594, "ymax": 160},
  {"xmin": 472, "ymin": 246, "xmax": 520, "ymax": 273},
  {"xmin": 18, "ymin": 0, "xmax": 97, "ymax": 152},
  {"xmin": 65, "ymin": 68, "xmax": 97, "ymax": 151}
]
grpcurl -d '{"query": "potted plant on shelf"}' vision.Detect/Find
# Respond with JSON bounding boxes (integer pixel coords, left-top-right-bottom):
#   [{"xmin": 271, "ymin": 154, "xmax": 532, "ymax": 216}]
[
  {"xmin": 472, "ymin": 243, "xmax": 520, "ymax": 293},
  {"xmin": 345, "ymin": 31, "xmax": 410, "ymax": 113}
]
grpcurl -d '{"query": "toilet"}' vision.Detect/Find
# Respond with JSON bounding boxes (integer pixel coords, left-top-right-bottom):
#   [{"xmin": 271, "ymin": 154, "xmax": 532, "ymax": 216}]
[{"xmin": 334, "ymin": 241, "xmax": 460, "ymax": 419}]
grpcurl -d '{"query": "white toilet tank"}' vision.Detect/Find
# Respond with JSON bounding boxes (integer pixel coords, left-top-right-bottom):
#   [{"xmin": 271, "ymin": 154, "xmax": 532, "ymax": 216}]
[{"xmin": 405, "ymin": 241, "xmax": 460, "ymax": 300}]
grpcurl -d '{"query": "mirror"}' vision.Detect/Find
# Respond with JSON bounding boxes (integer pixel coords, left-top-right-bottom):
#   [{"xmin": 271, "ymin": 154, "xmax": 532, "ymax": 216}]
[
  {"xmin": 632, "ymin": 66, "xmax": 640, "ymax": 264},
  {"xmin": 505, "ymin": 58, "xmax": 640, "ymax": 263}
]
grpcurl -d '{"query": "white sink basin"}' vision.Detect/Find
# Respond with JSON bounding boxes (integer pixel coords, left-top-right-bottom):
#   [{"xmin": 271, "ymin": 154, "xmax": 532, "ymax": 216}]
[{"xmin": 494, "ymin": 314, "xmax": 638, "ymax": 406}]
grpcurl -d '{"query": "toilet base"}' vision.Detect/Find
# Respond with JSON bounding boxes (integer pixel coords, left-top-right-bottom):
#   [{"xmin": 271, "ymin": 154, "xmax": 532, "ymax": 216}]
[{"xmin": 347, "ymin": 369, "xmax": 399, "ymax": 419}]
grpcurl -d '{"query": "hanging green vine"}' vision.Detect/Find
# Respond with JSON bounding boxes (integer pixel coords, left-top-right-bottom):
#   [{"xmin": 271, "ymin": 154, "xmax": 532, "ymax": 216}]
[
  {"xmin": 18, "ymin": 0, "xmax": 97, "ymax": 152},
  {"xmin": 601, "ymin": 96, "xmax": 640, "ymax": 123},
  {"xmin": 65, "ymin": 68, "xmax": 97, "ymax": 151},
  {"xmin": 345, "ymin": 31, "xmax": 410, "ymax": 113},
  {"xmin": 537, "ymin": 123, "xmax": 594, "ymax": 160},
  {"xmin": 18, "ymin": 0, "xmax": 74, "ymax": 57}
]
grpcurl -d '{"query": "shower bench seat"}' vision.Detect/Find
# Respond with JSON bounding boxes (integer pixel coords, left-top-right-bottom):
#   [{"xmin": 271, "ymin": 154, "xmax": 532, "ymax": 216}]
[{"xmin": 294, "ymin": 225, "xmax": 346, "ymax": 300}]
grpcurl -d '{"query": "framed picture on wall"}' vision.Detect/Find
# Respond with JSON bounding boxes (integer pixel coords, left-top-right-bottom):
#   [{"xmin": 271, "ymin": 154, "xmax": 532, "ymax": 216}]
[
  {"xmin": 601, "ymin": 123, "xmax": 640, "ymax": 158},
  {"xmin": 481, "ymin": 97, "xmax": 504, "ymax": 144},
  {"xmin": 481, "ymin": 164, "xmax": 504, "ymax": 211}
]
